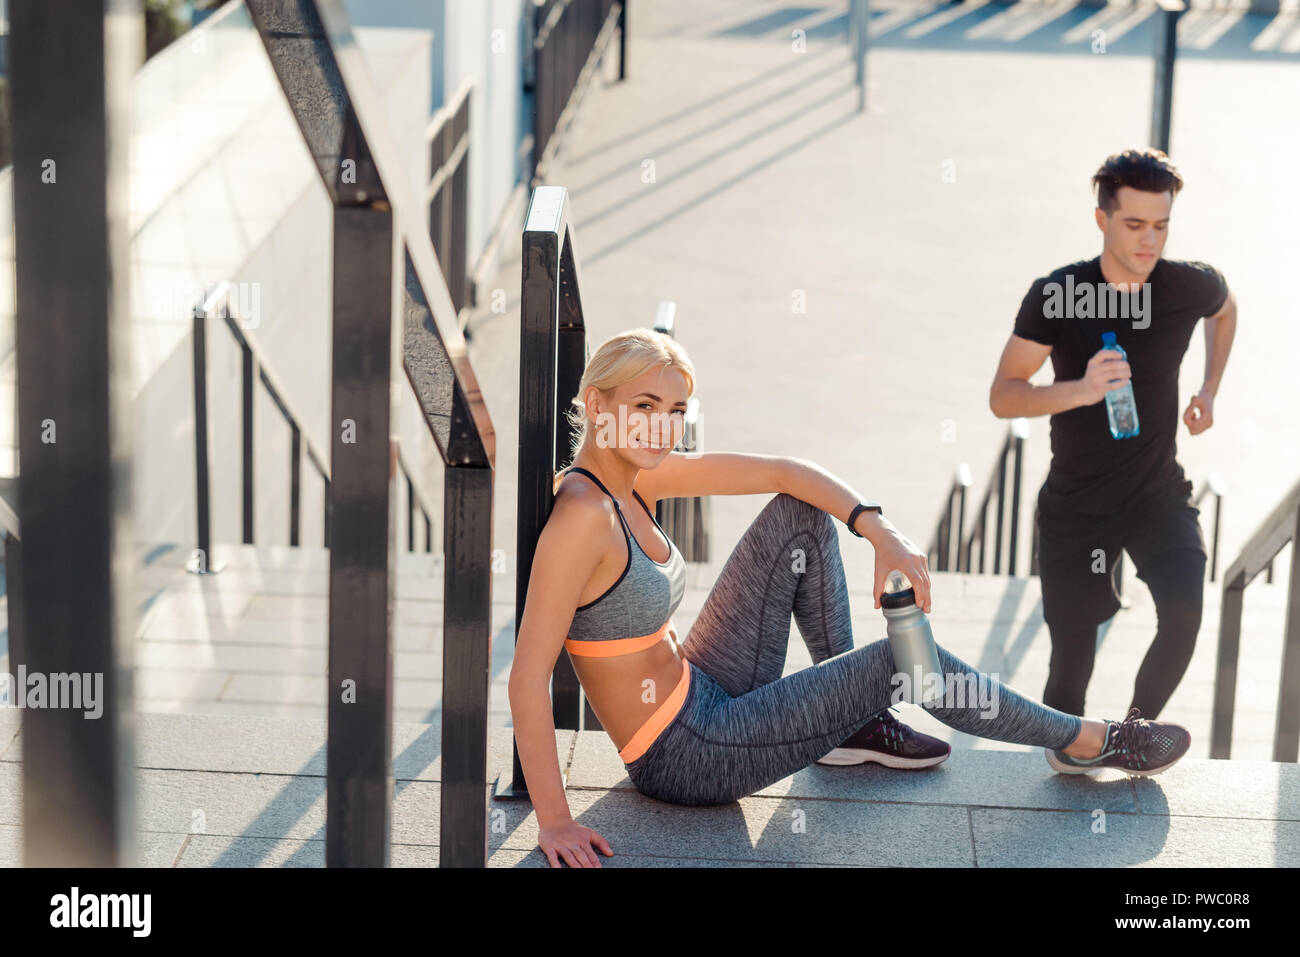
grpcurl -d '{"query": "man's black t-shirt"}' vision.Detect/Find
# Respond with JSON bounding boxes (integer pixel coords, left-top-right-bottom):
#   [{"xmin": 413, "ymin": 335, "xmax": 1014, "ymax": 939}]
[{"xmin": 1012, "ymin": 255, "xmax": 1228, "ymax": 522}]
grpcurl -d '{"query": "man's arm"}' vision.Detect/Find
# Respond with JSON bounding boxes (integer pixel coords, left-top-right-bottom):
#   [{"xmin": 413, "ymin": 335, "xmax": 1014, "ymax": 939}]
[
  {"xmin": 989, "ymin": 333, "xmax": 1092, "ymax": 418},
  {"xmin": 1183, "ymin": 289, "xmax": 1236, "ymax": 436},
  {"xmin": 1199, "ymin": 290, "xmax": 1236, "ymax": 399}
]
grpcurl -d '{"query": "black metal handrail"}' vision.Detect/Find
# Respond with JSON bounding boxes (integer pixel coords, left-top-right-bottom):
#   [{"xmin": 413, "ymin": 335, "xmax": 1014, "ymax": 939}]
[
  {"xmin": 1195, "ymin": 473, "xmax": 1226, "ymax": 583},
  {"xmin": 191, "ymin": 281, "xmax": 436, "ymax": 567},
  {"xmin": 847, "ymin": 0, "xmax": 869, "ymax": 112},
  {"xmin": 191, "ymin": 281, "xmax": 330, "ymax": 565},
  {"xmin": 928, "ymin": 463, "xmax": 971, "ymax": 573},
  {"xmin": 245, "ymin": 0, "xmax": 496, "ymax": 868},
  {"xmin": 398, "ymin": 442, "xmax": 434, "ymax": 554},
  {"xmin": 529, "ymin": 0, "xmax": 625, "ymax": 187},
  {"xmin": 929, "ymin": 418, "xmax": 1027, "ymax": 575},
  {"xmin": 497, "ymin": 184, "xmax": 589, "ymax": 803},
  {"xmin": 10, "ymin": 0, "xmax": 490, "ymax": 869},
  {"xmin": 1210, "ymin": 474, "xmax": 1300, "ymax": 762},
  {"xmin": 12, "ymin": 0, "xmax": 140, "ymax": 866},
  {"xmin": 425, "ymin": 78, "xmax": 472, "ymax": 319}
]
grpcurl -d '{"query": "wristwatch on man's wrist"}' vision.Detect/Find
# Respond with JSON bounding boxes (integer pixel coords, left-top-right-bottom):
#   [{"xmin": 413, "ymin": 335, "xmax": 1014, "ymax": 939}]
[{"xmin": 846, "ymin": 502, "xmax": 883, "ymax": 537}]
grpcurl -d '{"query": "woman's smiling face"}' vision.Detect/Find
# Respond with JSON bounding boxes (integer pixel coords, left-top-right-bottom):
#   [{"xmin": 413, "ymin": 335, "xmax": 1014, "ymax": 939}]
[{"xmin": 589, "ymin": 364, "xmax": 689, "ymax": 464}]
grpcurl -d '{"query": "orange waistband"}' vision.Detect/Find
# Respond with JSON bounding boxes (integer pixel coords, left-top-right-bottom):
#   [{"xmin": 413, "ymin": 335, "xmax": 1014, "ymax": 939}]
[
  {"xmin": 565, "ymin": 618, "xmax": 674, "ymax": 657},
  {"xmin": 617, "ymin": 655, "xmax": 691, "ymax": 764}
]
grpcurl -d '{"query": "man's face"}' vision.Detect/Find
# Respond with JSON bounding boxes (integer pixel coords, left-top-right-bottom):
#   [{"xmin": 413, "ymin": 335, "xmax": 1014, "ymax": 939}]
[{"xmin": 1095, "ymin": 185, "xmax": 1172, "ymax": 277}]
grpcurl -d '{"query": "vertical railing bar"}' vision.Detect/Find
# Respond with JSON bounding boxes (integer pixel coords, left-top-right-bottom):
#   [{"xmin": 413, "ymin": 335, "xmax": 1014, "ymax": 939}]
[
  {"xmin": 407, "ymin": 470, "xmax": 415, "ymax": 553},
  {"xmin": 193, "ymin": 301, "xmax": 212, "ymax": 565},
  {"xmin": 12, "ymin": 0, "xmax": 138, "ymax": 866},
  {"xmin": 955, "ymin": 483, "xmax": 967, "ymax": 573},
  {"xmin": 325, "ymin": 202, "xmax": 398, "ymax": 867},
  {"xmin": 290, "ymin": 423, "xmax": 302, "ymax": 547},
  {"xmin": 1210, "ymin": 492, "xmax": 1222, "ymax": 583},
  {"xmin": 1211, "ymin": 570, "xmax": 1245, "ymax": 759},
  {"xmin": 994, "ymin": 441, "xmax": 1007, "ymax": 574},
  {"xmin": 242, "ymin": 343, "xmax": 256, "ymax": 545},
  {"xmin": 1009, "ymin": 431, "xmax": 1024, "ymax": 577},
  {"xmin": 440, "ymin": 464, "xmax": 493, "ymax": 866},
  {"xmin": 323, "ymin": 476, "xmax": 332, "ymax": 549},
  {"xmin": 1273, "ymin": 512, "xmax": 1300, "ymax": 762}
]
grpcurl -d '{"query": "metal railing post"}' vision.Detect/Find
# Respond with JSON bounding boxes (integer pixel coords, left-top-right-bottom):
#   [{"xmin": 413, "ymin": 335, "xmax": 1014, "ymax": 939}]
[
  {"xmin": 851, "ymin": 0, "xmax": 869, "ymax": 113},
  {"xmin": 441, "ymin": 463, "xmax": 494, "ymax": 865},
  {"xmin": 993, "ymin": 445, "xmax": 1007, "ymax": 572},
  {"xmin": 1008, "ymin": 427, "xmax": 1025, "ymax": 575},
  {"xmin": 1193, "ymin": 472, "xmax": 1225, "ymax": 583},
  {"xmin": 242, "ymin": 344, "xmax": 256, "ymax": 544},
  {"xmin": 240, "ymin": 0, "xmax": 495, "ymax": 867},
  {"xmin": 325, "ymin": 202, "xmax": 400, "ymax": 867},
  {"xmin": 531, "ymin": 0, "xmax": 626, "ymax": 187},
  {"xmin": 193, "ymin": 294, "xmax": 214, "ymax": 568},
  {"xmin": 289, "ymin": 424, "xmax": 302, "ymax": 547},
  {"xmin": 12, "ymin": 0, "xmax": 139, "ymax": 866},
  {"xmin": 1275, "ymin": 510, "xmax": 1300, "ymax": 761},
  {"xmin": 618, "ymin": 0, "xmax": 628, "ymax": 80},
  {"xmin": 1209, "ymin": 476, "xmax": 1300, "ymax": 761},
  {"xmin": 1211, "ymin": 570, "xmax": 1245, "ymax": 759},
  {"xmin": 1150, "ymin": 0, "xmax": 1185, "ymax": 154}
]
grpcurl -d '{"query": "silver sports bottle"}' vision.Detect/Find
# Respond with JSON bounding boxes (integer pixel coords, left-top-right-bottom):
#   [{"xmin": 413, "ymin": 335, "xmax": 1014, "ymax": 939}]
[{"xmin": 881, "ymin": 569, "xmax": 945, "ymax": 706}]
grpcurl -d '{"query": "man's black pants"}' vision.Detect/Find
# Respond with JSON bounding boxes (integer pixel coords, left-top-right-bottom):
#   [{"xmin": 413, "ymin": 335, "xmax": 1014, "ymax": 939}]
[{"xmin": 1035, "ymin": 485, "xmax": 1207, "ymax": 720}]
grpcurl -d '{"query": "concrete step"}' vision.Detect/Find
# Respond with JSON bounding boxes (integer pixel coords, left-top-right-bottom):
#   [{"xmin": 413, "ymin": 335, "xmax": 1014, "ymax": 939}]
[
  {"xmin": 2, "ymin": 543, "xmax": 1292, "ymax": 758},
  {"xmin": 0, "ymin": 711, "xmax": 1294, "ymax": 867}
]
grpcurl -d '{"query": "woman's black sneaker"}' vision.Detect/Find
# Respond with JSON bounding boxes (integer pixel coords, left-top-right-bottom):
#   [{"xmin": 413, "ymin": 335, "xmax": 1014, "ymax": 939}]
[
  {"xmin": 816, "ymin": 706, "xmax": 951, "ymax": 769},
  {"xmin": 1046, "ymin": 706, "xmax": 1191, "ymax": 777}
]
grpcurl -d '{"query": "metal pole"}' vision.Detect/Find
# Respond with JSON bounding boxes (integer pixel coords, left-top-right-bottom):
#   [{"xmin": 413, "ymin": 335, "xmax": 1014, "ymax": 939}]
[
  {"xmin": 850, "ymin": 0, "xmax": 869, "ymax": 113},
  {"xmin": 440, "ymin": 464, "xmax": 493, "ymax": 866},
  {"xmin": 407, "ymin": 471, "xmax": 415, "ymax": 553},
  {"xmin": 1273, "ymin": 511, "xmax": 1300, "ymax": 762},
  {"xmin": 326, "ymin": 203, "xmax": 399, "ymax": 867},
  {"xmin": 290, "ymin": 424, "xmax": 302, "ymax": 547},
  {"xmin": 994, "ymin": 445, "xmax": 1007, "ymax": 573},
  {"xmin": 1209, "ymin": 493, "xmax": 1221, "ymax": 583},
  {"xmin": 1210, "ymin": 571, "xmax": 1245, "ymax": 759},
  {"xmin": 193, "ymin": 305, "xmax": 212, "ymax": 564},
  {"xmin": 618, "ymin": 0, "xmax": 627, "ymax": 81},
  {"xmin": 1150, "ymin": 0, "xmax": 1184, "ymax": 154},
  {"xmin": 242, "ymin": 345, "xmax": 256, "ymax": 544},
  {"xmin": 11, "ymin": 0, "xmax": 141, "ymax": 866}
]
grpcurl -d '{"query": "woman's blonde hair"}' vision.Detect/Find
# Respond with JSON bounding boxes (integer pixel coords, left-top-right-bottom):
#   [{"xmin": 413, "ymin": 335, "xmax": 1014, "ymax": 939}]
[{"xmin": 553, "ymin": 329, "xmax": 696, "ymax": 491}]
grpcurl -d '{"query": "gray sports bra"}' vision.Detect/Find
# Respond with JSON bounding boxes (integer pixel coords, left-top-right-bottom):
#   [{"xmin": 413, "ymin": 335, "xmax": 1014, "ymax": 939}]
[{"xmin": 559, "ymin": 466, "xmax": 686, "ymax": 649}]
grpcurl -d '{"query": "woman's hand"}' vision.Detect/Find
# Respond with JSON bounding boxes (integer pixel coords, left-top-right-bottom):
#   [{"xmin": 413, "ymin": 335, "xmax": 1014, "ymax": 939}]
[
  {"xmin": 866, "ymin": 518, "xmax": 933, "ymax": 613},
  {"xmin": 539, "ymin": 819, "xmax": 614, "ymax": 868}
]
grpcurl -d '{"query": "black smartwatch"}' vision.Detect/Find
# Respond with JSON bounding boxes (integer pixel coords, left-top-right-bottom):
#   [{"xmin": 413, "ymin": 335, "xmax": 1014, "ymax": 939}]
[{"xmin": 846, "ymin": 502, "xmax": 883, "ymax": 537}]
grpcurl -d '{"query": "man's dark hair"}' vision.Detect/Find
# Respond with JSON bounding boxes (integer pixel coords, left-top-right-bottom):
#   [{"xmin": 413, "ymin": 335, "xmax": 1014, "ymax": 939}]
[{"xmin": 1092, "ymin": 148, "xmax": 1184, "ymax": 214}]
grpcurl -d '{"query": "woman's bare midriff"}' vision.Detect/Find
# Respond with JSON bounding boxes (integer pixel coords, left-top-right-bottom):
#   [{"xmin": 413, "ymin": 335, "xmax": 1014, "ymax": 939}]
[
  {"xmin": 568, "ymin": 638, "xmax": 687, "ymax": 753},
  {"xmin": 560, "ymin": 475, "xmax": 687, "ymax": 753}
]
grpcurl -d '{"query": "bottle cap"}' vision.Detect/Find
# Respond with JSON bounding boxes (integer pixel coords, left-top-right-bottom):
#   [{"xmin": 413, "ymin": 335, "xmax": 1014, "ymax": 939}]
[
  {"xmin": 881, "ymin": 569, "xmax": 916, "ymax": 609},
  {"xmin": 1102, "ymin": 331, "xmax": 1116, "ymax": 346}
]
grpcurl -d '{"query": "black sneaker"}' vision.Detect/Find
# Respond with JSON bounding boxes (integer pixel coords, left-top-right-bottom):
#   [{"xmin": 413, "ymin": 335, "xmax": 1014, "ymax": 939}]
[
  {"xmin": 1046, "ymin": 707, "xmax": 1191, "ymax": 777},
  {"xmin": 815, "ymin": 706, "xmax": 951, "ymax": 769}
]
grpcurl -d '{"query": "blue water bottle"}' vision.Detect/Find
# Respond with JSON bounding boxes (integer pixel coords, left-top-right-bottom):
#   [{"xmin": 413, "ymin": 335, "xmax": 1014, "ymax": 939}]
[{"xmin": 1100, "ymin": 331, "xmax": 1139, "ymax": 439}]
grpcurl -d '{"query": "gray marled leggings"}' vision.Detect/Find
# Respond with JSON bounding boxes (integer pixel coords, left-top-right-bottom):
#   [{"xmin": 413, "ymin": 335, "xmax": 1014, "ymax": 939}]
[{"xmin": 624, "ymin": 492, "xmax": 1084, "ymax": 806}]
